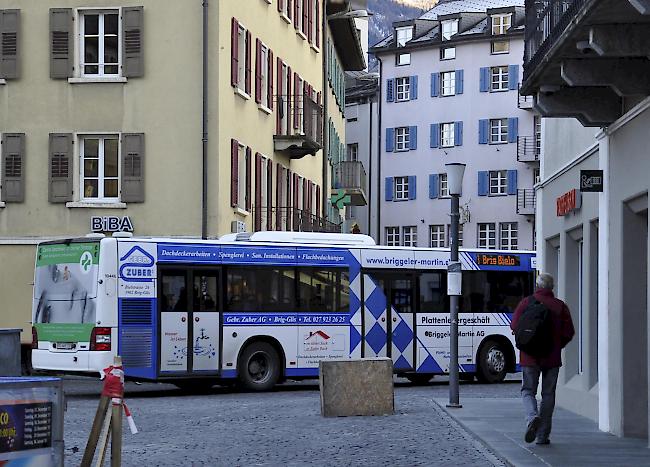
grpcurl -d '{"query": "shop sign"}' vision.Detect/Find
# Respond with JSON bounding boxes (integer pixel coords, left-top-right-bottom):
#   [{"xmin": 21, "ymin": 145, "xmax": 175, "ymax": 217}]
[
  {"xmin": 556, "ymin": 189, "xmax": 582, "ymax": 216},
  {"xmin": 580, "ymin": 170, "xmax": 604, "ymax": 192},
  {"xmin": 91, "ymin": 216, "xmax": 134, "ymax": 233}
]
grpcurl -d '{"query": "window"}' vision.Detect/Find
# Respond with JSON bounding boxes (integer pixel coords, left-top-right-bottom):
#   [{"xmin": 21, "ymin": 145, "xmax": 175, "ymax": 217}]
[
  {"xmin": 237, "ymin": 144, "xmax": 248, "ymax": 209},
  {"xmin": 385, "ymin": 226, "xmax": 400, "ymax": 246},
  {"xmin": 490, "ymin": 118, "xmax": 508, "ymax": 143},
  {"xmin": 227, "ymin": 267, "xmax": 295, "ymax": 312},
  {"xmin": 279, "ymin": 0, "xmax": 290, "ymax": 18},
  {"xmin": 500, "ymin": 222, "xmax": 518, "ymax": 250},
  {"xmin": 396, "ymin": 77, "xmax": 410, "ymax": 101},
  {"xmin": 461, "ymin": 271, "xmax": 532, "ymax": 313},
  {"xmin": 80, "ymin": 11, "xmax": 119, "ymax": 77},
  {"xmin": 298, "ymin": 269, "xmax": 349, "ymax": 312},
  {"xmin": 439, "ymin": 173, "xmax": 449, "ymax": 197},
  {"xmin": 259, "ymin": 43, "xmax": 270, "ymax": 107},
  {"xmin": 489, "ymin": 170, "xmax": 507, "ymax": 195},
  {"xmin": 430, "ymin": 225, "xmax": 446, "ymax": 247},
  {"xmin": 534, "ymin": 115, "xmax": 542, "ymax": 156},
  {"xmin": 490, "ymin": 66, "xmax": 509, "ymax": 92},
  {"xmin": 194, "ymin": 272, "xmax": 219, "ymax": 312},
  {"xmin": 80, "ymin": 135, "xmax": 119, "ymax": 201},
  {"xmin": 440, "ymin": 71, "xmax": 456, "ymax": 96},
  {"xmin": 347, "ymin": 143, "xmax": 358, "ymax": 161},
  {"xmin": 440, "ymin": 123, "xmax": 455, "ymax": 147},
  {"xmin": 491, "ymin": 40, "xmax": 509, "ymax": 54},
  {"xmin": 447, "ymin": 223, "xmax": 463, "ymax": 247},
  {"xmin": 396, "ymin": 26, "xmax": 413, "ymax": 47},
  {"xmin": 492, "ymin": 14, "xmax": 512, "ymax": 35},
  {"xmin": 397, "ymin": 53, "xmax": 411, "ymax": 66},
  {"xmin": 394, "ymin": 176, "xmax": 409, "ymax": 200},
  {"xmin": 441, "ymin": 20, "xmax": 458, "ymax": 41},
  {"xmin": 395, "ymin": 127, "xmax": 410, "ymax": 151},
  {"xmin": 419, "ymin": 272, "xmax": 448, "ymax": 313},
  {"xmin": 441, "ymin": 47, "xmax": 456, "ymax": 60},
  {"xmin": 279, "ymin": 62, "xmax": 289, "ymax": 133},
  {"xmin": 296, "ymin": 0, "xmax": 303, "ymax": 33},
  {"xmin": 478, "ymin": 223, "xmax": 496, "ymax": 249},
  {"xmin": 311, "ymin": 0, "xmax": 319, "ymax": 45},
  {"xmin": 237, "ymin": 24, "xmax": 247, "ymax": 91},
  {"xmin": 533, "ymin": 168, "xmax": 541, "ymax": 185},
  {"xmin": 402, "ymin": 226, "xmax": 417, "ymax": 247}
]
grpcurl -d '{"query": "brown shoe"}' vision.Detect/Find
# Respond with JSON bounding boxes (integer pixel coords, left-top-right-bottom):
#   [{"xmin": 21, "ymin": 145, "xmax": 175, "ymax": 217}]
[{"xmin": 525, "ymin": 416, "xmax": 541, "ymax": 443}]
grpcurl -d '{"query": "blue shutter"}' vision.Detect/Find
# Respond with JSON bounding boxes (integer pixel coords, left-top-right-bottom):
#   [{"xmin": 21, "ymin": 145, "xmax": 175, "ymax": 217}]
[
  {"xmin": 429, "ymin": 174, "xmax": 439, "ymax": 199},
  {"xmin": 508, "ymin": 117, "xmax": 519, "ymax": 143},
  {"xmin": 430, "ymin": 123, "xmax": 440, "ymax": 148},
  {"xmin": 507, "ymin": 170, "xmax": 518, "ymax": 195},
  {"xmin": 408, "ymin": 176, "xmax": 416, "ymax": 200},
  {"xmin": 455, "ymin": 69, "xmax": 464, "ymax": 95},
  {"xmin": 409, "ymin": 126, "xmax": 417, "ymax": 150},
  {"xmin": 385, "ymin": 177, "xmax": 394, "ymax": 201},
  {"xmin": 386, "ymin": 128, "xmax": 395, "ymax": 152},
  {"xmin": 411, "ymin": 75, "xmax": 418, "ymax": 100},
  {"xmin": 454, "ymin": 121, "xmax": 463, "ymax": 146},
  {"xmin": 508, "ymin": 65, "xmax": 519, "ymax": 90},
  {"xmin": 479, "ymin": 67, "xmax": 489, "ymax": 92},
  {"xmin": 430, "ymin": 73, "xmax": 439, "ymax": 97},
  {"xmin": 479, "ymin": 119, "xmax": 489, "ymax": 144},
  {"xmin": 387, "ymin": 79, "xmax": 394, "ymax": 102},
  {"xmin": 478, "ymin": 171, "xmax": 489, "ymax": 196}
]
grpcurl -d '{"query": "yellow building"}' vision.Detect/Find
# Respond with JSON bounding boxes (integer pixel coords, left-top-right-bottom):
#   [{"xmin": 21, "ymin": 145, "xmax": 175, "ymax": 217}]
[{"xmin": 0, "ymin": 0, "xmax": 364, "ymax": 359}]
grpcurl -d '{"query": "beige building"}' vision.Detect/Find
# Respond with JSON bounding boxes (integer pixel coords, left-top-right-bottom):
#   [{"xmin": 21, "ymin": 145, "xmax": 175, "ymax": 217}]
[{"xmin": 0, "ymin": 0, "xmax": 364, "ymax": 357}]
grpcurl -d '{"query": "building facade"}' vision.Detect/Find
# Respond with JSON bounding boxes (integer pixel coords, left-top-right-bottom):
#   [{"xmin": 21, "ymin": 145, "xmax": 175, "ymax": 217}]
[
  {"xmin": 371, "ymin": 0, "xmax": 538, "ymax": 250},
  {"xmin": 0, "ymin": 0, "xmax": 364, "ymax": 352},
  {"xmin": 522, "ymin": 0, "xmax": 650, "ymax": 442}
]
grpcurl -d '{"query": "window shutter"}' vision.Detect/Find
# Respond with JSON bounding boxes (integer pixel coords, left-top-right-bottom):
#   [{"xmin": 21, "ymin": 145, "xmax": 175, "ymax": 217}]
[
  {"xmin": 276, "ymin": 164, "xmax": 282, "ymax": 229},
  {"xmin": 1, "ymin": 133, "xmax": 25, "ymax": 202},
  {"xmin": 315, "ymin": 1, "xmax": 320, "ymax": 48},
  {"xmin": 231, "ymin": 18, "xmax": 239, "ymax": 87},
  {"xmin": 455, "ymin": 69, "xmax": 464, "ymax": 95},
  {"xmin": 408, "ymin": 176, "xmax": 417, "ymax": 200},
  {"xmin": 508, "ymin": 64, "xmax": 519, "ymax": 90},
  {"xmin": 267, "ymin": 160, "xmax": 273, "ymax": 230},
  {"xmin": 48, "ymin": 133, "xmax": 73, "ymax": 203},
  {"xmin": 288, "ymin": 0, "xmax": 293, "ymax": 21},
  {"xmin": 286, "ymin": 65, "xmax": 292, "ymax": 131},
  {"xmin": 454, "ymin": 121, "xmax": 463, "ymax": 146},
  {"xmin": 385, "ymin": 177, "xmax": 393, "ymax": 201},
  {"xmin": 294, "ymin": 0, "xmax": 299, "ymax": 30},
  {"xmin": 231, "ymin": 139, "xmax": 239, "ymax": 207},
  {"xmin": 316, "ymin": 185, "xmax": 321, "ymax": 217},
  {"xmin": 430, "ymin": 123, "xmax": 439, "ymax": 148},
  {"xmin": 255, "ymin": 39, "xmax": 262, "ymax": 103},
  {"xmin": 479, "ymin": 67, "xmax": 489, "ymax": 92},
  {"xmin": 507, "ymin": 170, "xmax": 518, "ymax": 195},
  {"xmin": 478, "ymin": 171, "xmax": 489, "ymax": 196},
  {"xmin": 294, "ymin": 74, "xmax": 300, "ymax": 129},
  {"xmin": 278, "ymin": 0, "xmax": 284, "ymax": 12},
  {"xmin": 245, "ymin": 30, "xmax": 252, "ymax": 95},
  {"xmin": 245, "ymin": 147, "xmax": 252, "ymax": 211},
  {"xmin": 430, "ymin": 73, "xmax": 439, "ymax": 97},
  {"xmin": 0, "ymin": 10, "xmax": 20, "ymax": 79},
  {"xmin": 386, "ymin": 128, "xmax": 395, "ymax": 152},
  {"xmin": 410, "ymin": 75, "xmax": 418, "ymax": 100},
  {"xmin": 293, "ymin": 173, "xmax": 299, "ymax": 210},
  {"xmin": 409, "ymin": 126, "xmax": 417, "ymax": 150},
  {"xmin": 255, "ymin": 153, "xmax": 262, "ymax": 231},
  {"xmin": 122, "ymin": 6, "xmax": 144, "ymax": 78},
  {"xmin": 302, "ymin": 177, "xmax": 308, "ymax": 213},
  {"xmin": 121, "ymin": 133, "xmax": 145, "ymax": 202},
  {"xmin": 268, "ymin": 49, "xmax": 274, "ymax": 110},
  {"xmin": 478, "ymin": 119, "xmax": 489, "ymax": 144},
  {"xmin": 386, "ymin": 78, "xmax": 394, "ymax": 102},
  {"xmin": 508, "ymin": 117, "xmax": 519, "ymax": 143},
  {"xmin": 307, "ymin": 0, "xmax": 313, "ymax": 43},
  {"xmin": 302, "ymin": 0, "xmax": 309, "ymax": 36},
  {"xmin": 429, "ymin": 174, "xmax": 439, "ymax": 199},
  {"xmin": 49, "ymin": 8, "xmax": 73, "ymax": 79},
  {"xmin": 276, "ymin": 58, "xmax": 282, "ymax": 133}
]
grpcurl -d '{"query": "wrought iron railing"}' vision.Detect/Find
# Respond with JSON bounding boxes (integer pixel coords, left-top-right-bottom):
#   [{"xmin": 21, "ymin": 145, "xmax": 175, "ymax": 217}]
[
  {"xmin": 517, "ymin": 136, "xmax": 541, "ymax": 162},
  {"xmin": 517, "ymin": 189, "xmax": 537, "ymax": 214},
  {"xmin": 332, "ymin": 161, "xmax": 367, "ymax": 191},
  {"xmin": 275, "ymin": 93, "xmax": 324, "ymax": 145},
  {"xmin": 251, "ymin": 206, "xmax": 340, "ymax": 233}
]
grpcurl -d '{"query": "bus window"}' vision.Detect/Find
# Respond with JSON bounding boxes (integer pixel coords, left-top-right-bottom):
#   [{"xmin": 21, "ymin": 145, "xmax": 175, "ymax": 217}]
[
  {"xmin": 227, "ymin": 267, "xmax": 295, "ymax": 312},
  {"xmin": 161, "ymin": 273, "xmax": 186, "ymax": 312},
  {"xmin": 461, "ymin": 271, "xmax": 531, "ymax": 313},
  {"xmin": 338, "ymin": 271, "xmax": 350, "ymax": 312},
  {"xmin": 391, "ymin": 279, "xmax": 414, "ymax": 313},
  {"xmin": 193, "ymin": 272, "xmax": 219, "ymax": 312},
  {"xmin": 419, "ymin": 272, "xmax": 448, "ymax": 313},
  {"xmin": 298, "ymin": 269, "xmax": 348, "ymax": 312}
]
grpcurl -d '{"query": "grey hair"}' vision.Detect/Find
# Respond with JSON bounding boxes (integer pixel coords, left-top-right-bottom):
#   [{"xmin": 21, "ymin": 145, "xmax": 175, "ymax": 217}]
[{"xmin": 536, "ymin": 273, "xmax": 554, "ymax": 290}]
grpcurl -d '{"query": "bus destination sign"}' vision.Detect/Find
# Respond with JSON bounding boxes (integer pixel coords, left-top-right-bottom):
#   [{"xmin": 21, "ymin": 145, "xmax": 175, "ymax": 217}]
[{"xmin": 476, "ymin": 254, "xmax": 521, "ymax": 267}]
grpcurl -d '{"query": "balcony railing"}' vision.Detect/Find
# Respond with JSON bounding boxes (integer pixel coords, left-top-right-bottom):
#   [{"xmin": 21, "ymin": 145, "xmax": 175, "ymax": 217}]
[
  {"xmin": 274, "ymin": 93, "xmax": 323, "ymax": 158},
  {"xmin": 518, "ymin": 84, "xmax": 534, "ymax": 109},
  {"xmin": 332, "ymin": 161, "xmax": 367, "ymax": 206},
  {"xmin": 517, "ymin": 136, "xmax": 541, "ymax": 162},
  {"xmin": 517, "ymin": 189, "xmax": 536, "ymax": 215},
  {"xmin": 251, "ymin": 206, "xmax": 340, "ymax": 233}
]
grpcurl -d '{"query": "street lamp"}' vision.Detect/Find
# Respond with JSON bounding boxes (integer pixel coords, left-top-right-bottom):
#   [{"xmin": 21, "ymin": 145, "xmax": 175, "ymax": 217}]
[{"xmin": 445, "ymin": 162, "xmax": 465, "ymax": 409}]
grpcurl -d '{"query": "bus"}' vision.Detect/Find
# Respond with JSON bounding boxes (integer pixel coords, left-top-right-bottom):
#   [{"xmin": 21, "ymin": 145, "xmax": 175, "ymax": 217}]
[{"xmin": 31, "ymin": 232, "xmax": 535, "ymax": 391}]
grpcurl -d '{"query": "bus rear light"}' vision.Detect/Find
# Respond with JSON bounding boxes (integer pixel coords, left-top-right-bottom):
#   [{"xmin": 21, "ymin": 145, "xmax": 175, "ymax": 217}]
[
  {"xmin": 90, "ymin": 327, "xmax": 112, "ymax": 351},
  {"xmin": 31, "ymin": 326, "xmax": 38, "ymax": 349}
]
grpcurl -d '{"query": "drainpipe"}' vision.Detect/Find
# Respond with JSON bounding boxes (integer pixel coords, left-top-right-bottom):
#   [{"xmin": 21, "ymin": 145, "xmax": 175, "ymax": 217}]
[
  {"xmin": 322, "ymin": 1, "xmax": 329, "ymax": 222},
  {"xmin": 376, "ymin": 56, "xmax": 383, "ymax": 243},
  {"xmin": 367, "ymin": 95, "xmax": 373, "ymax": 239},
  {"xmin": 201, "ymin": 0, "xmax": 209, "ymax": 239}
]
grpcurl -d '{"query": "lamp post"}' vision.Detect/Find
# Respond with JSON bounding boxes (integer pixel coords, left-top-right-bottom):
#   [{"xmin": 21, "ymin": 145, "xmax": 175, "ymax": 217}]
[{"xmin": 445, "ymin": 162, "xmax": 465, "ymax": 409}]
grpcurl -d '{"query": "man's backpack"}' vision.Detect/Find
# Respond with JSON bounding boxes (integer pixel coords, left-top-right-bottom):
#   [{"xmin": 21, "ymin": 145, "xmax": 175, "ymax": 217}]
[{"xmin": 515, "ymin": 298, "xmax": 553, "ymax": 357}]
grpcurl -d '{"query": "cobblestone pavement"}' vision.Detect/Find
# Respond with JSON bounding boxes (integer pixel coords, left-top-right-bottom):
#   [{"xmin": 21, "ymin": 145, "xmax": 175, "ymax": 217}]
[{"xmin": 62, "ymin": 377, "xmax": 521, "ymax": 466}]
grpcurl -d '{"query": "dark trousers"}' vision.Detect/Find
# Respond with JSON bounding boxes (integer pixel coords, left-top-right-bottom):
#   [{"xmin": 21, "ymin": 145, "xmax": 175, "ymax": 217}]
[{"xmin": 522, "ymin": 365, "xmax": 560, "ymax": 441}]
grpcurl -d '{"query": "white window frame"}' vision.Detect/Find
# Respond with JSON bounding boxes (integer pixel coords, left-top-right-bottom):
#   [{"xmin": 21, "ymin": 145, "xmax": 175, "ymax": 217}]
[
  {"xmin": 402, "ymin": 226, "xmax": 417, "ymax": 247},
  {"xmin": 446, "ymin": 223, "xmax": 463, "ymax": 247},
  {"xmin": 385, "ymin": 226, "xmax": 400, "ymax": 246},
  {"xmin": 478, "ymin": 223, "xmax": 496, "ymax": 249},
  {"xmin": 311, "ymin": 0, "xmax": 318, "ymax": 47},
  {"xmin": 491, "ymin": 14, "xmax": 512, "ymax": 35},
  {"xmin": 259, "ymin": 43, "xmax": 270, "ymax": 108},
  {"xmin": 237, "ymin": 143, "xmax": 247, "ymax": 210},
  {"xmin": 440, "ymin": 47, "xmax": 456, "ymax": 60},
  {"xmin": 394, "ymin": 176, "xmax": 409, "ymax": 201},
  {"xmin": 439, "ymin": 173, "xmax": 449, "ymax": 197},
  {"xmin": 491, "ymin": 40, "xmax": 510, "ymax": 54},
  {"xmin": 397, "ymin": 53, "xmax": 411, "ymax": 66},
  {"xmin": 347, "ymin": 143, "xmax": 358, "ymax": 162},
  {"xmin": 533, "ymin": 168, "xmax": 541, "ymax": 185},
  {"xmin": 490, "ymin": 118, "xmax": 508, "ymax": 144},
  {"xmin": 280, "ymin": 62, "xmax": 289, "ymax": 134},
  {"xmin": 440, "ymin": 71, "xmax": 456, "ymax": 96},
  {"xmin": 441, "ymin": 19, "xmax": 458, "ymax": 41},
  {"xmin": 440, "ymin": 123, "xmax": 455, "ymax": 148},
  {"xmin": 396, "ymin": 77, "xmax": 411, "ymax": 102},
  {"xmin": 237, "ymin": 23, "xmax": 248, "ymax": 92},
  {"xmin": 396, "ymin": 26, "xmax": 413, "ymax": 47},
  {"xmin": 490, "ymin": 66, "xmax": 509, "ymax": 92},
  {"xmin": 78, "ymin": 9, "xmax": 121, "ymax": 79},
  {"xmin": 489, "ymin": 170, "xmax": 507, "ymax": 195},
  {"xmin": 296, "ymin": 1, "xmax": 303, "ymax": 35},
  {"xmin": 279, "ymin": 1, "xmax": 290, "ymax": 21},
  {"xmin": 395, "ymin": 127, "xmax": 410, "ymax": 152},
  {"xmin": 79, "ymin": 134, "xmax": 120, "ymax": 202},
  {"xmin": 430, "ymin": 225, "xmax": 446, "ymax": 248},
  {"xmin": 500, "ymin": 222, "xmax": 518, "ymax": 250}
]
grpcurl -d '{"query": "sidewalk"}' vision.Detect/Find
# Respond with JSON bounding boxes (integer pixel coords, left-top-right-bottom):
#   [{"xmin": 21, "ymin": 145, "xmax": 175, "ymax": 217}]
[{"xmin": 436, "ymin": 398, "xmax": 650, "ymax": 467}]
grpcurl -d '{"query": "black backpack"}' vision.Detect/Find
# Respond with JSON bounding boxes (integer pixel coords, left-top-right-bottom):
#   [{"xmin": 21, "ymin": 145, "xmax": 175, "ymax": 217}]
[{"xmin": 515, "ymin": 297, "xmax": 553, "ymax": 357}]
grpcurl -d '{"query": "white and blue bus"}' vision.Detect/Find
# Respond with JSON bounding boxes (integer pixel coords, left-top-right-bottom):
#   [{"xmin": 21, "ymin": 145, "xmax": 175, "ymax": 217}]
[{"xmin": 31, "ymin": 232, "xmax": 535, "ymax": 390}]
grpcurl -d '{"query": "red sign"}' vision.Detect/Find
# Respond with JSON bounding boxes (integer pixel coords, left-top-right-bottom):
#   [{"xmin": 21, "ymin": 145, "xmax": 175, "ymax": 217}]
[{"xmin": 556, "ymin": 189, "xmax": 581, "ymax": 216}]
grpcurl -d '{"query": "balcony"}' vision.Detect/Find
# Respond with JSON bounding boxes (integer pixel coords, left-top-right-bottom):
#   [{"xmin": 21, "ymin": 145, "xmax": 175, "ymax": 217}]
[
  {"xmin": 522, "ymin": 0, "xmax": 650, "ymax": 126},
  {"xmin": 517, "ymin": 136, "xmax": 541, "ymax": 163},
  {"xmin": 518, "ymin": 84, "xmax": 534, "ymax": 109},
  {"xmin": 251, "ymin": 206, "xmax": 340, "ymax": 233},
  {"xmin": 332, "ymin": 161, "xmax": 367, "ymax": 206},
  {"xmin": 517, "ymin": 189, "xmax": 536, "ymax": 216},
  {"xmin": 273, "ymin": 93, "xmax": 323, "ymax": 159}
]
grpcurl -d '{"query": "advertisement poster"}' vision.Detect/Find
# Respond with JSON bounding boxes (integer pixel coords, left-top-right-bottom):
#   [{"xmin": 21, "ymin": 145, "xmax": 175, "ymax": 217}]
[
  {"xmin": 160, "ymin": 312, "xmax": 188, "ymax": 372},
  {"xmin": 118, "ymin": 243, "xmax": 157, "ymax": 299},
  {"xmin": 0, "ymin": 401, "xmax": 53, "ymax": 466},
  {"xmin": 296, "ymin": 327, "xmax": 347, "ymax": 367}
]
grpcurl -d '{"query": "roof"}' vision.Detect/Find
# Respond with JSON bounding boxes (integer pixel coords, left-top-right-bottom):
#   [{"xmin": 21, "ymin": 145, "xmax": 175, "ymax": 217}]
[
  {"xmin": 327, "ymin": 1, "xmax": 367, "ymax": 71},
  {"xmin": 420, "ymin": 0, "xmax": 524, "ymax": 20}
]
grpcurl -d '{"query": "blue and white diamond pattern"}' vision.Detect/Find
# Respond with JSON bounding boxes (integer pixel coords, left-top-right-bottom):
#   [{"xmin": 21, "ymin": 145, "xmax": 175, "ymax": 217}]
[
  {"xmin": 391, "ymin": 310, "xmax": 414, "ymax": 370},
  {"xmin": 349, "ymin": 267, "xmax": 362, "ymax": 358},
  {"xmin": 363, "ymin": 275, "xmax": 387, "ymax": 357}
]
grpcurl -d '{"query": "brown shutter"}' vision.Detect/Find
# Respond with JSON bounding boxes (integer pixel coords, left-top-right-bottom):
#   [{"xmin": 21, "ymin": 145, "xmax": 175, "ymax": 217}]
[
  {"xmin": 122, "ymin": 6, "xmax": 144, "ymax": 78},
  {"xmin": 1, "ymin": 133, "xmax": 25, "ymax": 202},
  {"xmin": 121, "ymin": 133, "xmax": 145, "ymax": 202},
  {"xmin": 293, "ymin": 74, "xmax": 300, "ymax": 129},
  {"xmin": 286, "ymin": 66, "xmax": 292, "ymax": 134},
  {"xmin": 294, "ymin": 1, "xmax": 299, "ymax": 30},
  {"xmin": 254, "ymin": 153, "xmax": 262, "ymax": 231},
  {"xmin": 48, "ymin": 133, "xmax": 73, "ymax": 202},
  {"xmin": 276, "ymin": 58, "xmax": 282, "ymax": 134},
  {"xmin": 268, "ymin": 49, "xmax": 274, "ymax": 111},
  {"xmin": 278, "ymin": 0, "xmax": 284, "ymax": 13},
  {"xmin": 231, "ymin": 18, "xmax": 239, "ymax": 87},
  {"xmin": 307, "ymin": 0, "xmax": 313, "ymax": 43},
  {"xmin": 230, "ymin": 139, "xmax": 239, "ymax": 207},
  {"xmin": 286, "ymin": 169, "xmax": 292, "ymax": 231},
  {"xmin": 276, "ymin": 164, "xmax": 282, "ymax": 230},
  {"xmin": 245, "ymin": 147, "xmax": 252, "ymax": 211},
  {"xmin": 255, "ymin": 39, "xmax": 262, "ymax": 103},
  {"xmin": 245, "ymin": 30, "xmax": 252, "ymax": 95},
  {"xmin": 303, "ymin": 178, "xmax": 308, "ymax": 213},
  {"xmin": 266, "ymin": 160, "xmax": 273, "ymax": 230},
  {"xmin": 302, "ymin": 0, "xmax": 308, "ymax": 36},
  {"xmin": 293, "ymin": 174, "xmax": 299, "ymax": 209},
  {"xmin": 287, "ymin": 0, "xmax": 293, "ymax": 21},
  {"xmin": 315, "ymin": 1, "xmax": 320, "ymax": 48},
  {"xmin": 0, "ymin": 10, "xmax": 20, "ymax": 79},
  {"xmin": 49, "ymin": 8, "xmax": 72, "ymax": 79},
  {"xmin": 316, "ymin": 185, "xmax": 321, "ymax": 218}
]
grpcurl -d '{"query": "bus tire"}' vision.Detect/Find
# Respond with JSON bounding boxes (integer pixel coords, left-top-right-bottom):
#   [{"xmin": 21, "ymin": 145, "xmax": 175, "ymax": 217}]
[
  {"xmin": 405, "ymin": 374, "xmax": 433, "ymax": 385},
  {"xmin": 476, "ymin": 339, "xmax": 508, "ymax": 383},
  {"xmin": 238, "ymin": 341, "xmax": 281, "ymax": 391}
]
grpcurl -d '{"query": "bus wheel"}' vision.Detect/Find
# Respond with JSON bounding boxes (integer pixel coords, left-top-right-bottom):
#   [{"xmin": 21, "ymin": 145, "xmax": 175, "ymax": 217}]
[
  {"xmin": 405, "ymin": 374, "xmax": 433, "ymax": 385},
  {"xmin": 238, "ymin": 342, "xmax": 280, "ymax": 391},
  {"xmin": 477, "ymin": 340, "xmax": 508, "ymax": 383}
]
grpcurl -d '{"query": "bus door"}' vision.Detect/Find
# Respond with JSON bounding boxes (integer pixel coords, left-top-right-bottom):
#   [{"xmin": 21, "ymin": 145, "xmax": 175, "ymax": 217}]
[
  {"xmin": 159, "ymin": 268, "xmax": 221, "ymax": 375},
  {"xmin": 362, "ymin": 272, "xmax": 415, "ymax": 371}
]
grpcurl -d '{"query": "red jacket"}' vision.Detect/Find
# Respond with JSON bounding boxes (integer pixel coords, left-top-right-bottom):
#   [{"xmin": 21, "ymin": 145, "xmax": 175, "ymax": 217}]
[{"xmin": 510, "ymin": 288, "xmax": 575, "ymax": 368}]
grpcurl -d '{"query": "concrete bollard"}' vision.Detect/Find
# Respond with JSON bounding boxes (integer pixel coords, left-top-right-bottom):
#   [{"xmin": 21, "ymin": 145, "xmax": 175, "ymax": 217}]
[{"xmin": 319, "ymin": 358, "xmax": 394, "ymax": 417}]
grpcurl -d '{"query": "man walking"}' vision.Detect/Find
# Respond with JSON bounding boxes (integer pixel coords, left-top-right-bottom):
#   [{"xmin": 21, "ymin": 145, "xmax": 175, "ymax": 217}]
[{"xmin": 511, "ymin": 273, "xmax": 575, "ymax": 445}]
